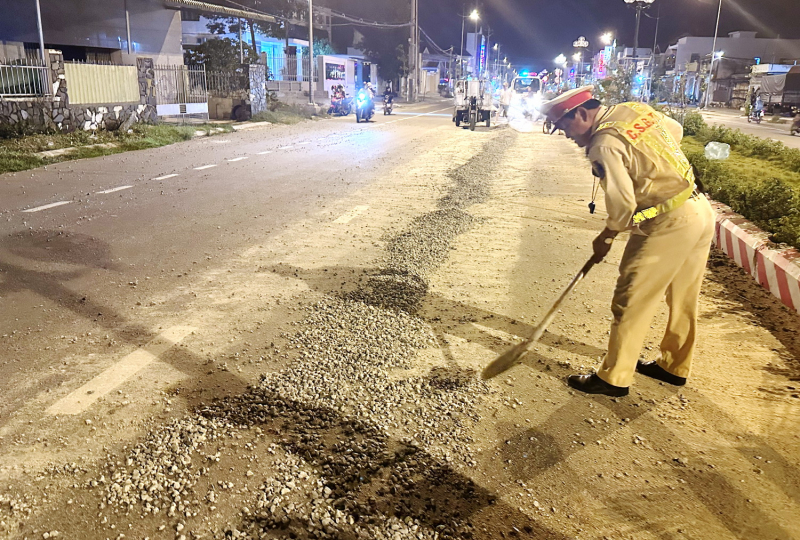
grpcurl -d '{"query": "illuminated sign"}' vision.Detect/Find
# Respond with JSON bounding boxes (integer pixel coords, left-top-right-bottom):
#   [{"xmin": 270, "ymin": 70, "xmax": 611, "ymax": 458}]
[{"xmin": 325, "ymin": 63, "xmax": 346, "ymax": 80}]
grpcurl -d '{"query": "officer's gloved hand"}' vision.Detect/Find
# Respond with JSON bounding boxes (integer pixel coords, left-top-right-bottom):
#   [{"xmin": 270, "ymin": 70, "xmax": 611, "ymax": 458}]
[{"xmin": 591, "ymin": 228, "xmax": 618, "ymax": 264}]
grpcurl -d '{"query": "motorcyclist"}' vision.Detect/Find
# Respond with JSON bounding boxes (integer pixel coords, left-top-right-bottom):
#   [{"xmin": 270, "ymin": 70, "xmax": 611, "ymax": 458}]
[
  {"xmin": 752, "ymin": 93, "xmax": 764, "ymax": 120},
  {"xmin": 328, "ymin": 85, "xmax": 340, "ymax": 115},
  {"xmin": 791, "ymin": 111, "xmax": 800, "ymax": 136},
  {"xmin": 383, "ymin": 84, "xmax": 397, "ymax": 104}
]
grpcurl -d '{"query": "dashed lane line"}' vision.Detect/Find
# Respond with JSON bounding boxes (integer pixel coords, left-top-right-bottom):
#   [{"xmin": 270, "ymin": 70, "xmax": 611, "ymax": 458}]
[
  {"xmin": 96, "ymin": 185, "xmax": 134, "ymax": 194},
  {"xmin": 278, "ymin": 145, "xmax": 294, "ymax": 150},
  {"xmin": 194, "ymin": 164, "xmax": 218, "ymax": 170},
  {"xmin": 46, "ymin": 325, "xmax": 197, "ymax": 415},
  {"xmin": 154, "ymin": 173, "xmax": 179, "ymax": 180},
  {"xmin": 257, "ymin": 150, "xmax": 273, "ymax": 155},
  {"xmin": 22, "ymin": 201, "xmax": 71, "ymax": 213},
  {"xmin": 333, "ymin": 205, "xmax": 369, "ymax": 224},
  {"xmin": 227, "ymin": 157, "xmax": 249, "ymax": 162}
]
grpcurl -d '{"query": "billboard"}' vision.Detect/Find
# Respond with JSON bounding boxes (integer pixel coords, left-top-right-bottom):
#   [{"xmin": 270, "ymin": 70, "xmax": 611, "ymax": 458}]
[{"xmin": 325, "ymin": 63, "xmax": 346, "ymax": 81}]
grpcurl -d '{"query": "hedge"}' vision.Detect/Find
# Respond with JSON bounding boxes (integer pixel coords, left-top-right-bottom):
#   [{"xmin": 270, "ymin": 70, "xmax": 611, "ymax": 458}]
[{"xmin": 678, "ymin": 112, "xmax": 800, "ymax": 249}]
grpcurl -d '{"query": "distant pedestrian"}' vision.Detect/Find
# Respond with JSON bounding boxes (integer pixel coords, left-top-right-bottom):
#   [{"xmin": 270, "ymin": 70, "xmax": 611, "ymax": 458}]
[
  {"xmin": 539, "ymin": 87, "xmax": 715, "ymax": 397},
  {"xmin": 499, "ymin": 82, "xmax": 512, "ymax": 118}
]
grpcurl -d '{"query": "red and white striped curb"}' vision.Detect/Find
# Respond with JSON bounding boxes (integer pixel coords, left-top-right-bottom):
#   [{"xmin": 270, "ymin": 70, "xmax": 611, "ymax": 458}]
[{"xmin": 711, "ymin": 201, "xmax": 800, "ymax": 314}]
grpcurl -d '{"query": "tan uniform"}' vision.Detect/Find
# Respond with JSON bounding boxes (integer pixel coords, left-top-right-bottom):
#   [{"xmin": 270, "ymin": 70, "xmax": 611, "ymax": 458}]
[{"xmin": 587, "ymin": 103, "xmax": 715, "ymax": 388}]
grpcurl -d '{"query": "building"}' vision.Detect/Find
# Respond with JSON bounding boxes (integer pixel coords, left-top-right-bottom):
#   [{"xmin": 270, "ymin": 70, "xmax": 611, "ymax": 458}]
[
  {"xmin": 663, "ymin": 31, "xmax": 800, "ymax": 105},
  {"xmin": 0, "ymin": 0, "xmax": 183, "ymax": 64}
]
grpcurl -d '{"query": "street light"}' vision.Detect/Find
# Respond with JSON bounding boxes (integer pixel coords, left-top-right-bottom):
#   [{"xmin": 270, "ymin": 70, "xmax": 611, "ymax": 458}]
[
  {"xmin": 703, "ymin": 0, "xmax": 723, "ymax": 107},
  {"xmin": 459, "ymin": 8, "xmax": 479, "ymax": 79},
  {"xmin": 600, "ymin": 32, "xmax": 613, "ymax": 46},
  {"xmin": 573, "ymin": 36, "xmax": 589, "ymax": 86},
  {"xmin": 554, "ymin": 54, "xmax": 567, "ymax": 66}
]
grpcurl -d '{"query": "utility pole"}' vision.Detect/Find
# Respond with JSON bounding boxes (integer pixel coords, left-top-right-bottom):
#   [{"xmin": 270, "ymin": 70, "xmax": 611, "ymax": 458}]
[
  {"xmin": 408, "ymin": 0, "xmax": 418, "ymax": 102},
  {"xmin": 124, "ymin": 0, "xmax": 132, "ymax": 55},
  {"xmin": 34, "ymin": 0, "xmax": 46, "ymax": 62},
  {"xmin": 704, "ymin": 0, "xmax": 722, "ymax": 108},
  {"xmin": 238, "ymin": 18, "xmax": 244, "ymax": 63},
  {"xmin": 308, "ymin": 0, "xmax": 314, "ymax": 105}
]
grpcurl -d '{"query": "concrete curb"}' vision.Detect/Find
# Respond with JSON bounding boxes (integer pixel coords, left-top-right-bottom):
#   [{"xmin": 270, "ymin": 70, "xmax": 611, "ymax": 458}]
[{"xmin": 711, "ymin": 201, "xmax": 800, "ymax": 314}]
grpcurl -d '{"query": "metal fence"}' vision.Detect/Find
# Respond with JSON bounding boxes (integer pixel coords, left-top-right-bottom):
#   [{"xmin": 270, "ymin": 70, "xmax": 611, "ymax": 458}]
[
  {"xmin": 153, "ymin": 64, "xmax": 207, "ymax": 105},
  {"xmin": 264, "ymin": 54, "xmax": 316, "ymax": 83},
  {"xmin": 0, "ymin": 58, "xmax": 49, "ymax": 97},
  {"xmin": 206, "ymin": 70, "xmax": 249, "ymax": 97}
]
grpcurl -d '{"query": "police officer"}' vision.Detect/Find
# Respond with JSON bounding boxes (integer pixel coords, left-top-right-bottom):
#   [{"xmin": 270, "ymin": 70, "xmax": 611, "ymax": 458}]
[{"xmin": 539, "ymin": 87, "xmax": 715, "ymax": 397}]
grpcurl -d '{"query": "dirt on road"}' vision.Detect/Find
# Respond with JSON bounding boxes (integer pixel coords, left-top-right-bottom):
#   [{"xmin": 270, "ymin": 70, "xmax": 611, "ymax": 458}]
[{"xmin": 1, "ymin": 121, "xmax": 798, "ymax": 539}]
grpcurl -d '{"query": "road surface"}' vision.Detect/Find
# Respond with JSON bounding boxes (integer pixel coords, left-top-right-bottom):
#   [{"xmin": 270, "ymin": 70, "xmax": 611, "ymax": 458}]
[
  {"xmin": 700, "ymin": 108, "xmax": 800, "ymax": 149},
  {"xmin": 1, "ymin": 102, "xmax": 798, "ymax": 539}
]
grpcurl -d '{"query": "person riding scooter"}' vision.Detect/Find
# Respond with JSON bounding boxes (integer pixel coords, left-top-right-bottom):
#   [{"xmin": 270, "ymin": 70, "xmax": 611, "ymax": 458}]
[
  {"xmin": 749, "ymin": 94, "xmax": 764, "ymax": 123},
  {"xmin": 383, "ymin": 84, "xmax": 397, "ymax": 115},
  {"xmin": 791, "ymin": 112, "xmax": 800, "ymax": 136}
]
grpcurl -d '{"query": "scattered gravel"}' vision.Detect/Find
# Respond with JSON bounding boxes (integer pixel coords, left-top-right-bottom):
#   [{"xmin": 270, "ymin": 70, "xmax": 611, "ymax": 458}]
[{"xmin": 85, "ymin": 130, "xmax": 518, "ymax": 538}]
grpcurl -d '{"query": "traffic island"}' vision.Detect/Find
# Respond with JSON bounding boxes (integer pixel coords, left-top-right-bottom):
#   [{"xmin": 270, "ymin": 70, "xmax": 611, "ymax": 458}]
[{"xmin": 712, "ymin": 200, "xmax": 800, "ymax": 314}]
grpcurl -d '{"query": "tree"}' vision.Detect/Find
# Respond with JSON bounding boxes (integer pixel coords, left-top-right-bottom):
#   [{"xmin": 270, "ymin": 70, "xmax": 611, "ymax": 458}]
[
  {"xmin": 184, "ymin": 38, "xmax": 255, "ymax": 71},
  {"xmin": 318, "ymin": 0, "xmax": 411, "ymax": 84}
]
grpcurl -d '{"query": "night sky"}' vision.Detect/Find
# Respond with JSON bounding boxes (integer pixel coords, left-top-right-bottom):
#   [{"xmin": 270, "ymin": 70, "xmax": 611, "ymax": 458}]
[{"xmin": 420, "ymin": 0, "xmax": 800, "ymax": 71}]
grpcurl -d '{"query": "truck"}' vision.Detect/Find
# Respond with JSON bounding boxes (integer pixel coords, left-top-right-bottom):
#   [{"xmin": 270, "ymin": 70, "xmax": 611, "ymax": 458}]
[{"xmin": 756, "ymin": 66, "xmax": 800, "ymax": 114}]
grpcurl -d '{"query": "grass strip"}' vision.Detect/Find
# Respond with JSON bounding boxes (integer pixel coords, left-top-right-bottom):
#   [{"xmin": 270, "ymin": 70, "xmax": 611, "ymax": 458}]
[{"xmin": 0, "ymin": 123, "xmax": 232, "ymax": 175}]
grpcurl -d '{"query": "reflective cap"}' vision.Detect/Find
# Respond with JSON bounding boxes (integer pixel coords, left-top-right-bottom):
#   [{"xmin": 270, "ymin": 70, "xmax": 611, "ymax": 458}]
[{"xmin": 538, "ymin": 85, "xmax": 595, "ymax": 124}]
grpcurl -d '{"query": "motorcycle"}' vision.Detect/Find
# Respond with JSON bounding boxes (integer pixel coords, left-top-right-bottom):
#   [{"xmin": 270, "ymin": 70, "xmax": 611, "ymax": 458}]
[
  {"xmin": 329, "ymin": 96, "xmax": 353, "ymax": 116},
  {"xmin": 748, "ymin": 109, "xmax": 764, "ymax": 124},
  {"xmin": 383, "ymin": 95, "xmax": 394, "ymax": 115},
  {"xmin": 355, "ymin": 90, "xmax": 374, "ymax": 123},
  {"xmin": 791, "ymin": 114, "xmax": 800, "ymax": 136}
]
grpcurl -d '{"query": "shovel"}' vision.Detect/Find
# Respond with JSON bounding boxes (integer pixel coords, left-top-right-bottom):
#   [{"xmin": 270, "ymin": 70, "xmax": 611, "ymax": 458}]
[{"xmin": 481, "ymin": 259, "xmax": 595, "ymax": 380}]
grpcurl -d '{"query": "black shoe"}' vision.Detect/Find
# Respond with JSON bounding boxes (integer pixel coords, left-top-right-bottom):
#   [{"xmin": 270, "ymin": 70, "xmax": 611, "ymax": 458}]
[
  {"xmin": 567, "ymin": 373, "xmax": 629, "ymax": 397},
  {"xmin": 636, "ymin": 360, "xmax": 686, "ymax": 386}
]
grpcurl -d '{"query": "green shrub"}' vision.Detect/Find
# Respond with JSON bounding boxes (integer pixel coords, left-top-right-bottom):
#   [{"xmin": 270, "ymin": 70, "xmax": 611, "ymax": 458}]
[
  {"xmin": 682, "ymin": 111, "xmax": 707, "ymax": 136},
  {"xmin": 684, "ymin": 140, "xmax": 800, "ymax": 249}
]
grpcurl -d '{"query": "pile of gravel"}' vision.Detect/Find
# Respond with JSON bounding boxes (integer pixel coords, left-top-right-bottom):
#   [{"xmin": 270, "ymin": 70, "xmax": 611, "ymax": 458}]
[{"xmin": 93, "ymin": 131, "xmax": 518, "ymax": 539}]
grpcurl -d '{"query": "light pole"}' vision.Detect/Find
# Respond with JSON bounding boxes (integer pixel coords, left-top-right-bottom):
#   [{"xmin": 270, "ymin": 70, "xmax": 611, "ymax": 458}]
[
  {"xmin": 623, "ymin": 0, "xmax": 655, "ymax": 90},
  {"xmin": 703, "ymin": 0, "xmax": 723, "ymax": 107},
  {"xmin": 459, "ymin": 8, "xmax": 479, "ymax": 79},
  {"xmin": 573, "ymin": 36, "xmax": 589, "ymax": 86},
  {"xmin": 307, "ymin": 0, "xmax": 314, "ymax": 104},
  {"xmin": 34, "ymin": 0, "xmax": 46, "ymax": 62}
]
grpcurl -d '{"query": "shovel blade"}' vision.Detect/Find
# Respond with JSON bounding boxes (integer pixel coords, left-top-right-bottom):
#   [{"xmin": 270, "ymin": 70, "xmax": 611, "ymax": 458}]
[{"xmin": 481, "ymin": 340, "xmax": 531, "ymax": 380}]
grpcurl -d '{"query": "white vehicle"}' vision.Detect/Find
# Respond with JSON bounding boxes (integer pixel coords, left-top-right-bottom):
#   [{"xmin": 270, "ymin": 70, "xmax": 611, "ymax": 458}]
[
  {"xmin": 510, "ymin": 75, "xmax": 543, "ymax": 120},
  {"xmin": 452, "ymin": 79, "xmax": 492, "ymax": 130}
]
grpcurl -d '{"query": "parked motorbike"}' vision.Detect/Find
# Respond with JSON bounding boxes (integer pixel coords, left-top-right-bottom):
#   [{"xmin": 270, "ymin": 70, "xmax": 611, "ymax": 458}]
[
  {"xmin": 355, "ymin": 90, "xmax": 374, "ymax": 123},
  {"xmin": 791, "ymin": 114, "xmax": 800, "ymax": 136},
  {"xmin": 748, "ymin": 109, "xmax": 764, "ymax": 124},
  {"xmin": 383, "ymin": 95, "xmax": 394, "ymax": 115}
]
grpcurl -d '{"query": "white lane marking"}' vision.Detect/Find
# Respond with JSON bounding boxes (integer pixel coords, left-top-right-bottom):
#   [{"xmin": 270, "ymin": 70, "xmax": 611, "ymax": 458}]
[
  {"xmin": 278, "ymin": 145, "xmax": 294, "ymax": 150},
  {"xmin": 96, "ymin": 185, "xmax": 134, "ymax": 194},
  {"xmin": 227, "ymin": 157, "xmax": 248, "ymax": 162},
  {"xmin": 257, "ymin": 150, "xmax": 273, "ymax": 155},
  {"xmin": 194, "ymin": 164, "xmax": 218, "ymax": 170},
  {"xmin": 46, "ymin": 326, "xmax": 196, "ymax": 415},
  {"xmin": 22, "ymin": 201, "xmax": 71, "ymax": 213},
  {"xmin": 382, "ymin": 106, "xmax": 453, "ymax": 125},
  {"xmin": 296, "ymin": 140, "xmax": 311, "ymax": 144},
  {"xmin": 333, "ymin": 205, "xmax": 370, "ymax": 224},
  {"xmin": 154, "ymin": 173, "xmax": 179, "ymax": 180}
]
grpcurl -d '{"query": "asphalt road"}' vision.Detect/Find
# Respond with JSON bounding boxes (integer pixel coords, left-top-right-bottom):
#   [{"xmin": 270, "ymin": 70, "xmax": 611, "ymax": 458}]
[
  {"xmin": 1, "ymin": 103, "xmax": 798, "ymax": 539},
  {"xmin": 700, "ymin": 108, "xmax": 800, "ymax": 149},
  {"xmin": 0, "ymin": 99, "xmax": 453, "ymax": 421}
]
